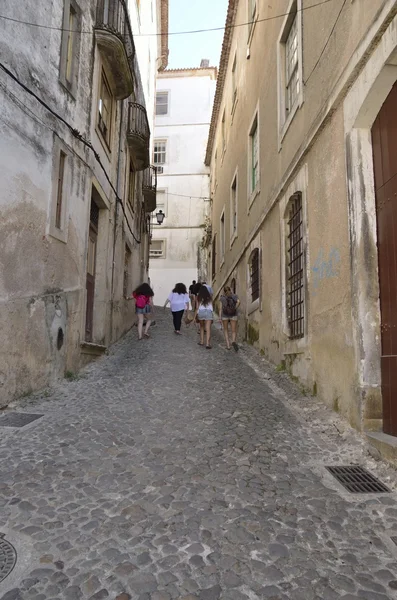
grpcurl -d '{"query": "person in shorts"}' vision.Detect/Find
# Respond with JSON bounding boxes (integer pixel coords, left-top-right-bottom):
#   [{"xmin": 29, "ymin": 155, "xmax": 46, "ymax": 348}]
[
  {"xmin": 129, "ymin": 282, "xmax": 154, "ymax": 340},
  {"xmin": 219, "ymin": 286, "xmax": 240, "ymax": 351},
  {"xmin": 194, "ymin": 285, "xmax": 214, "ymax": 349}
]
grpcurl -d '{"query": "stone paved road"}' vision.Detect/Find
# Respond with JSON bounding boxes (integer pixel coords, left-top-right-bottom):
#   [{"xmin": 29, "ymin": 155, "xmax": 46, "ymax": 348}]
[{"xmin": 2, "ymin": 311, "xmax": 397, "ymax": 600}]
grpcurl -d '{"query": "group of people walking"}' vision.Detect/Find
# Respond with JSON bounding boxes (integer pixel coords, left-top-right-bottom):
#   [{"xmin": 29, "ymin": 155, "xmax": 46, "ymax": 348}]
[{"xmin": 128, "ymin": 280, "xmax": 240, "ymax": 350}]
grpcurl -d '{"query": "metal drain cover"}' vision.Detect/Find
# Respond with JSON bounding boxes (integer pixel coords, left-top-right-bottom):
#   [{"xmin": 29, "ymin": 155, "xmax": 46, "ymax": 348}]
[
  {"xmin": 0, "ymin": 534, "xmax": 17, "ymax": 582},
  {"xmin": 0, "ymin": 412, "xmax": 43, "ymax": 428},
  {"xmin": 326, "ymin": 465, "xmax": 390, "ymax": 493}
]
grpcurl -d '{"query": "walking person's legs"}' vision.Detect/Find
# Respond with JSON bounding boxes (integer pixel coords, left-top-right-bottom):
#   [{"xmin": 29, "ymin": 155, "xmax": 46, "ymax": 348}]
[
  {"xmin": 137, "ymin": 313, "xmax": 144, "ymax": 339},
  {"xmin": 231, "ymin": 319, "xmax": 238, "ymax": 350},
  {"xmin": 199, "ymin": 320, "xmax": 205, "ymax": 345},
  {"xmin": 222, "ymin": 319, "xmax": 230, "ymax": 349},
  {"xmin": 205, "ymin": 319, "xmax": 212, "ymax": 348},
  {"xmin": 174, "ymin": 310, "xmax": 184, "ymax": 333},
  {"xmin": 144, "ymin": 311, "xmax": 152, "ymax": 337}
]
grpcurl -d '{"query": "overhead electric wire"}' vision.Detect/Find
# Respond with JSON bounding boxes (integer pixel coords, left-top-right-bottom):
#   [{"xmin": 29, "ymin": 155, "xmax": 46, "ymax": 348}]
[
  {"xmin": 0, "ymin": 0, "xmax": 335, "ymax": 37},
  {"xmin": 0, "ymin": 60, "xmax": 141, "ymax": 244},
  {"xmin": 304, "ymin": 0, "xmax": 348, "ymax": 85}
]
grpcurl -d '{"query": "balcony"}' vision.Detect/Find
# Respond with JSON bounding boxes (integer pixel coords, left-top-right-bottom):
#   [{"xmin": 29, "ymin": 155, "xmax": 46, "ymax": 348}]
[
  {"xmin": 95, "ymin": 0, "xmax": 135, "ymax": 100},
  {"xmin": 143, "ymin": 166, "xmax": 157, "ymax": 213},
  {"xmin": 127, "ymin": 102, "xmax": 150, "ymax": 171}
]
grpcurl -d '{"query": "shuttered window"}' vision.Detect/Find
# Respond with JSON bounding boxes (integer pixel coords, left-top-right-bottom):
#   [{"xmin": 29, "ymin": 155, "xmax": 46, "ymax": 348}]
[{"xmin": 250, "ymin": 248, "xmax": 260, "ymax": 303}]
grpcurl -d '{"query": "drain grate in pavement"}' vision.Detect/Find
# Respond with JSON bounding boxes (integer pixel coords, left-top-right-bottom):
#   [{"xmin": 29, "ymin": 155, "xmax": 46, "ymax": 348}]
[
  {"xmin": 326, "ymin": 465, "xmax": 391, "ymax": 493},
  {"xmin": 0, "ymin": 534, "xmax": 17, "ymax": 582},
  {"xmin": 0, "ymin": 412, "xmax": 43, "ymax": 428}
]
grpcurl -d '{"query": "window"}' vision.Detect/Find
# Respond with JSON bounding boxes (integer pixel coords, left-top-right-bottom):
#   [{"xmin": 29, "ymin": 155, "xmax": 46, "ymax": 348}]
[
  {"xmin": 150, "ymin": 239, "xmax": 165, "ymax": 258},
  {"xmin": 59, "ymin": 0, "xmax": 81, "ymax": 94},
  {"xmin": 249, "ymin": 248, "xmax": 260, "ymax": 303},
  {"xmin": 287, "ymin": 192, "xmax": 304, "ymax": 338},
  {"xmin": 249, "ymin": 115, "xmax": 259, "ymax": 194},
  {"xmin": 231, "ymin": 278, "xmax": 236, "ymax": 294},
  {"xmin": 214, "ymin": 150, "xmax": 218, "ymax": 189},
  {"xmin": 220, "ymin": 211, "xmax": 225, "ymax": 262},
  {"xmin": 55, "ymin": 151, "xmax": 67, "ymax": 230},
  {"xmin": 154, "ymin": 140, "xmax": 167, "ymax": 165},
  {"xmin": 221, "ymin": 110, "xmax": 226, "ymax": 154},
  {"xmin": 98, "ymin": 70, "xmax": 113, "ymax": 147},
  {"xmin": 248, "ymin": 0, "xmax": 257, "ymax": 38},
  {"xmin": 156, "ymin": 91, "xmax": 169, "ymax": 116},
  {"xmin": 212, "ymin": 234, "xmax": 217, "ymax": 281},
  {"xmin": 285, "ymin": 14, "xmax": 299, "ymax": 115},
  {"xmin": 230, "ymin": 174, "xmax": 237, "ymax": 239},
  {"xmin": 232, "ymin": 54, "xmax": 237, "ymax": 108},
  {"xmin": 123, "ymin": 245, "xmax": 131, "ymax": 298},
  {"xmin": 128, "ymin": 162, "xmax": 135, "ymax": 209},
  {"xmin": 50, "ymin": 142, "xmax": 69, "ymax": 243},
  {"xmin": 278, "ymin": 1, "xmax": 302, "ymax": 133}
]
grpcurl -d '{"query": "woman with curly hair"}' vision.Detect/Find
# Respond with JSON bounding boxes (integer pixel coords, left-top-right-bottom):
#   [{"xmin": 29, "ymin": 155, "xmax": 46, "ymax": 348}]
[{"xmin": 163, "ymin": 283, "xmax": 190, "ymax": 334}]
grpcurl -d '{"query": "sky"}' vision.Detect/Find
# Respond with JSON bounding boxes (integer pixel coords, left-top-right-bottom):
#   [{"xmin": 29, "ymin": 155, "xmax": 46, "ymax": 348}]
[{"xmin": 167, "ymin": 0, "xmax": 229, "ymax": 69}]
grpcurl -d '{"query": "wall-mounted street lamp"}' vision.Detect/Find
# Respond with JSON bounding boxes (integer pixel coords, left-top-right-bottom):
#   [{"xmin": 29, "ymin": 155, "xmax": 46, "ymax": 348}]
[{"xmin": 156, "ymin": 209, "xmax": 165, "ymax": 225}]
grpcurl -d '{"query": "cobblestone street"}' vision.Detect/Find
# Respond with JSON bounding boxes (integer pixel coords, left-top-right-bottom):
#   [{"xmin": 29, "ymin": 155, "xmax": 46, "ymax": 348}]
[{"xmin": 3, "ymin": 311, "xmax": 397, "ymax": 600}]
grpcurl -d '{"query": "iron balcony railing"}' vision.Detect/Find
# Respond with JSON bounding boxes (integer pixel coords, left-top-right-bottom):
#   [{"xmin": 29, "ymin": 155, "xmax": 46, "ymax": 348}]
[
  {"xmin": 127, "ymin": 102, "xmax": 150, "ymax": 145},
  {"xmin": 143, "ymin": 165, "xmax": 157, "ymax": 194},
  {"xmin": 96, "ymin": 0, "xmax": 135, "ymax": 67}
]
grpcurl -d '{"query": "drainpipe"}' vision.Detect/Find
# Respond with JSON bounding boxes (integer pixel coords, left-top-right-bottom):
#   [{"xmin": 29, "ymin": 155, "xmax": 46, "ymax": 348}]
[{"xmin": 110, "ymin": 100, "xmax": 125, "ymax": 343}]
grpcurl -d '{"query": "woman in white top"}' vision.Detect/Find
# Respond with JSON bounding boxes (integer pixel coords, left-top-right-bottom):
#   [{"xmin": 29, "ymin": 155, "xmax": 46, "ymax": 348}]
[
  {"xmin": 194, "ymin": 285, "xmax": 214, "ymax": 349},
  {"xmin": 164, "ymin": 283, "xmax": 190, "ymax": 334}
]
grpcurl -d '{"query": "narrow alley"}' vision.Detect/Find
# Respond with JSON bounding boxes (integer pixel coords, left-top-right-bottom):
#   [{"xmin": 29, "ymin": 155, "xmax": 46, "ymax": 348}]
[{"xmin": 1, "ymin": 313, "xmax": 397, "ymax": 599}]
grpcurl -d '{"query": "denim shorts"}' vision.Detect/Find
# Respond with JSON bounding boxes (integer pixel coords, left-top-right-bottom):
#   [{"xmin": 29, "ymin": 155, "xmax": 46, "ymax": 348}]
[
  {"xmin": 136, "ymin": 305, "xmax": 151, "ymax": 315},
  {"xmin": 197, "ymin": 308, "xmax": 213, "ymax": 321}
]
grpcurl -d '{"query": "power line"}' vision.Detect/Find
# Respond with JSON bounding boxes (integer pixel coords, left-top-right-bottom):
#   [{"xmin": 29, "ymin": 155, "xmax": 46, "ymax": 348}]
[
  {"xmin": 0, "ymin": 61, "xmax": 141, "ymax": 244},
  {"xmin": 0, "ymin": 0, "xmax": 335, "ymax": 38},
  {"xmin": 304, "ymin": 0, "xmax": 347, "ymax": 85}
]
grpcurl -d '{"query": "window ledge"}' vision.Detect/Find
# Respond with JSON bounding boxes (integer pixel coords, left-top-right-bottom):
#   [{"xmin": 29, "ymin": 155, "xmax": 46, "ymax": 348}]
[
  {"xmin": 220, "ymin": 258, "xmax": 225, "ymax": 269},
  {"xmin": 248, "ymin": 185, "xmax": 260, "ymax": 210},
  {"xmin": 231, "ymin": 96, "xmax": 238, "ymax": 119},
  {"xmin": 49, "ymin": 226, "xmax": 68, "ymax": 244},
  {"xmin": 230, "ymin": 232, "xmax": 237, "ymax": 247},
  {"xmin": 248, "ymin": 298, "xmax": 260, "ymax": 315},
  {"xmin": 279, "ymin": 98, "xmax": 302, "ymax": 147},
  {"xmin": 247, "ymin": 15, "xmax": 259, "ymax": 48}
]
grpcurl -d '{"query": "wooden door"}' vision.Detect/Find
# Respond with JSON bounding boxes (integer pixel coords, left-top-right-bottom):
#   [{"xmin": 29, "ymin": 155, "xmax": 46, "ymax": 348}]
[
  {"xmin": 371, "ymin": 80, "xmax": 397, "ymax": 436},
  {"xmin": 85, "ymin": 201, "xmax": 99, "ymax": 342}
]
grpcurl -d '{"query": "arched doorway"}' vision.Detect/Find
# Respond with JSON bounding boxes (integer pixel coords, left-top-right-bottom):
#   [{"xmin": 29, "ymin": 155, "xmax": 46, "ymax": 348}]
[{"xmin": 372, "ymin": 80, "xmax": 397, "ymax": 436}]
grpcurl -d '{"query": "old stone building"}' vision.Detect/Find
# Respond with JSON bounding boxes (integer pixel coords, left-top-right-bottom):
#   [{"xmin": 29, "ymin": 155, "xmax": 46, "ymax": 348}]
[
  {"xmin": 0, "ymin": 0, "xmax": 168, "ymax": 405},
  {"xmin": 206, "ymin": 0, "xmax": 397, "ymax": 455},
  {"xmin": 149, "ymin": 64, "xmax": 217, "ymax": 304}
]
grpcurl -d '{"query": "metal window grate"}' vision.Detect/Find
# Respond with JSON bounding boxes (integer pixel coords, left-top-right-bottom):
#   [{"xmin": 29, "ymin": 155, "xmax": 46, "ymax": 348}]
[
  {"xmin": 326, "ymin": 465, "xmax": 391, "ymax": 494},
  {"xmin": 0, "ymin": 413, "xmax": 43, "ymax": 428},
  {"xmin": 90, "ymin": 200, "xmax": 99, "ymax": 229},
  {"xmin": 287, "ymin": 192, "xmax": 304, "ymax": 338},
  {"xmin": 250, "ymin": 248, "xmax": 260, "ymax": 302}
]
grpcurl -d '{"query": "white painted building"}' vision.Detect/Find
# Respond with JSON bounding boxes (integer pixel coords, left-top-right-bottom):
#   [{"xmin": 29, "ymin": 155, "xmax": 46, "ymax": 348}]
[{"xmin": 149, "ymin": 64, "xmax": 217, "ymax": 304}]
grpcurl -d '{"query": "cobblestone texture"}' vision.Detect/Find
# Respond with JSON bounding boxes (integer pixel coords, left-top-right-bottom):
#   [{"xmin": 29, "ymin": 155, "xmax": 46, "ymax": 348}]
[{"xmin": 2, "ymin": 310, "xmax": 397, "ymax": 598}]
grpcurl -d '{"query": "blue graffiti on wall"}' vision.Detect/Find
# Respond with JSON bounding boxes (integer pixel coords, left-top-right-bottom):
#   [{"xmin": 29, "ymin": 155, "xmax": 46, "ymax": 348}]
[{"xmin": 312, "ymin": 247, "xmax": 341, "ymax": 294}]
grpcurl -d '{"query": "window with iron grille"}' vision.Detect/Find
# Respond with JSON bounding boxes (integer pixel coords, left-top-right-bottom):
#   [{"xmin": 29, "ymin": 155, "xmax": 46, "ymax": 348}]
[
  {"xmin": 287, "ymin": 192, "xmax": 304, "ymax": 338},
  {"xmin": 231, "ymin": 278, "xmax": 236, "ymax": 294},
  {"xmin": 250, "ymin": 248, "xmax": 260, "ymax": 303},
  {"xmin": 249, "ymin": 116, "xmax": 259, "ymax": 194},
  {"xmin": 212, "ymin": 234, "xmax": 217, "ymax": 281},
  {"xmin": 55, "ymin": 151, "xmax": 66, "ymax": 230}
]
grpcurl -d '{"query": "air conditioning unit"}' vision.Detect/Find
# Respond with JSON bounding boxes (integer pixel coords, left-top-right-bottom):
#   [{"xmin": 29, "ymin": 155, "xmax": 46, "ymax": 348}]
[{"xmin": 155, "ymin": 166, "xmax": 164, "ymax": 174}]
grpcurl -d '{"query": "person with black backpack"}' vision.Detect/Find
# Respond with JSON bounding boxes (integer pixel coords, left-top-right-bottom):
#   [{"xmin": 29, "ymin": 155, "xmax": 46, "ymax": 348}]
[{"xmin": 219, "ymin": 286, "xmax": 240, "ymax": 351}]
